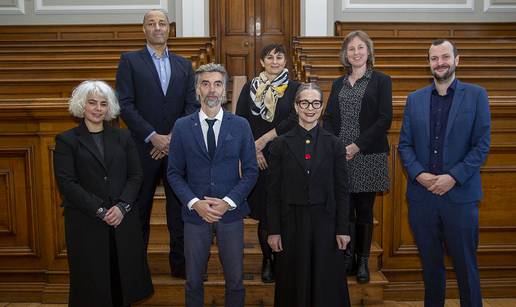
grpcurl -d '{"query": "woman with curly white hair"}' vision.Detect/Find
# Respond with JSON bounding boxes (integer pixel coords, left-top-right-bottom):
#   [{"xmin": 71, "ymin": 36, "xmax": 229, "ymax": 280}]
[{"xmin": 53, "ymin": 80, "xmax": 153, "ymax": 307}]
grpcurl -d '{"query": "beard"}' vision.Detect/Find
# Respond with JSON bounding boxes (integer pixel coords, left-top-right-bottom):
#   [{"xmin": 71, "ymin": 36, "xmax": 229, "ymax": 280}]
[
  {"xmin": 431, "ymin": 62, "xmax": 456, "ymax": 82},
  {"xmin": 204, "ymin": 95, "xmax": 224, "ymax": 107}
]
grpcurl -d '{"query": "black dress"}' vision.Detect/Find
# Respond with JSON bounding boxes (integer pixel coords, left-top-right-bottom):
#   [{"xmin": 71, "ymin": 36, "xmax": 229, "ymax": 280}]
[
  {"xmin": 267, "ymin": 125, "xmax": 351, "ymax": 307},
  {"xmin": 235, "ymin": 80, "xmax": 300, "ymax": 223}
]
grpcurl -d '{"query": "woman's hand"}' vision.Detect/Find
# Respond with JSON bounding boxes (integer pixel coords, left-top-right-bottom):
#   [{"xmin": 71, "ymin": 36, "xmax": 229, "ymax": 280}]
[
  {"xmin": 336, "ymin": 235, "xmax": 351, "ymax": 250},
  {"xmin": 268, "ymin": 234, "xmax": 283, "ymax": 252},
  {"xmin": 345, "ymin": 143, "xmax": 360, "ymax": 161},
  {"xmin": 255, "ymin": 129, "xmax": 278, "ymax": 152},
  {"xmin": 256, "ymin": 150, "xmax": 268, "ymax": 170},
  {"xmin": 104, "ymin": 206, "xmax": 124, "ymax": 227},
  {"xmin": 255, "ymin": 136, "xmax": 268, "ymax": 152}
]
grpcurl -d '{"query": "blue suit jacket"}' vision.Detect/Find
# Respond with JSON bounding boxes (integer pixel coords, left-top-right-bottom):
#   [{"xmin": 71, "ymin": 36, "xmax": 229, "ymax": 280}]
[
  {"xmin": 116, "ymin": 47, "xmax": 198, "ymax": 143},
  {"xmin": 167, "ymin": 111, "xmax": 259, "ymax": 224},
  {"xmin": 398, "ymin": 80, "xmax": 491, "ymax": 203}
]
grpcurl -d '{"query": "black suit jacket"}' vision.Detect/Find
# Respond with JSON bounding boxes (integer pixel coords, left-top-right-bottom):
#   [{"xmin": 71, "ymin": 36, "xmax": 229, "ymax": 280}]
[
  {"xmin": 267, "ymin": 126, "xmax": 350, "ymax": 235},
  {"xmin": 323, "ymin": 70, "xmax": 393, "ymax": 154},
  {"xmin": 116, "ymin": 47, "xmax": 198, "ymax": 143}
]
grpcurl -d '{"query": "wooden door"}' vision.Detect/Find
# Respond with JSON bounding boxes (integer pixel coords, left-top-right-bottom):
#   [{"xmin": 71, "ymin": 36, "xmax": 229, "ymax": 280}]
[{"xmin": 210, "ymin": 0, "xmax": 300, "ymax": 80}]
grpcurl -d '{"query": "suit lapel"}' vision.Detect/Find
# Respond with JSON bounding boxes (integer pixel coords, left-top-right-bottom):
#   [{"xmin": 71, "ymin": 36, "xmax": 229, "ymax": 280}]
[
  {"xmin": 166, "ymin": 52, "xmax": 179, "ymax": 97},
  {"xmin": 421, "ymin": 87, "xmax": 432, "ymax": 142},
  {"xmin": 214, "ymin": 112, "xmax": 231, "ymax": 160},
  {"xmin": 76, "ymin": 121, "xmax": 107, "ymax": 171},
  {"xmin": 444, "ymin": 80, "xmax": 466, "ymax": 140},
  {"xmin": 139, "ymin": 47, "xmax": 164, "ymax": 96},
  {"xmin": 103, "ymin": 123, "xmax": 117, "ymax": 170},
  {"xmin": 191, "ymin": 112, "xmax": 210, "ymax": 159}
]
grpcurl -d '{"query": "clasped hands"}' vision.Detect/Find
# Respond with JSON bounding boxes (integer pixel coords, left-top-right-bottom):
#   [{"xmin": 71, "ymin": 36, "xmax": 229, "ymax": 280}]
[
  {"xmin": 267, "ymin": 234, "xmax": 351, "ymax": 252},
  {"xmin": 192, "ymin": 197, "xmax": 231, "ymax": 223},
  {"xmin": 150, "ymin": 133, "xmax": 171, "ymax": 160},
  {"xmin": 416, "ymin": 172, "xmax": 456, "ymax": 196},
  {"xmin": 103, "ymin": 206, "xmax": 124, "ymax": 227}
]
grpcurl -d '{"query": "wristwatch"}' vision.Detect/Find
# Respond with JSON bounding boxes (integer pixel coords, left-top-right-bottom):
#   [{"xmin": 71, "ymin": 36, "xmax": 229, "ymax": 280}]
[
  {"xmin": 96, "ymin": 207, "xmax": 107, "ymax": 219},
  {"xmin": 116, "ymin": 201, "xmax": 132, "ymax": 215}
]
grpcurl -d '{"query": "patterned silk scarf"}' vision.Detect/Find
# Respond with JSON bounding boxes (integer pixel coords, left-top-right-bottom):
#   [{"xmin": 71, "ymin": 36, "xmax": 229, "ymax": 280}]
[{"xmin": 250, "ymin": 68, "xmax": 289, "ymax": 122}]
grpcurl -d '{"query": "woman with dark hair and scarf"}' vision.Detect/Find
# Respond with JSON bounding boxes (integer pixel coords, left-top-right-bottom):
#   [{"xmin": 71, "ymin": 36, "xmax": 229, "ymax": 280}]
[{"xmin": 236, "ymin": 43, "xmax": 300, "ymax": 283}]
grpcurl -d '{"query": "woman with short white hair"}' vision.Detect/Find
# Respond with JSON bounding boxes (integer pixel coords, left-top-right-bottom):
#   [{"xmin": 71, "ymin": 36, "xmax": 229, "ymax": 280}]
[{"xmin": 53, "ymin": 80, "xmax": 153, "ymax": 307}]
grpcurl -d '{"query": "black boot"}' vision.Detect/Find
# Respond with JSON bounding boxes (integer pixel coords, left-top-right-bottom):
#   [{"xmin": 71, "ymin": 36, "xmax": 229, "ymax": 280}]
[
  {"xmin": 261, "ymin": 256, "xmax": 274, "ymax": 283},
  {"xmin": 356, "ymin": 223, "xmax": 373, "ymax": 284},
  {"xmin": 343, "ymin": 222, "xmax": 357, "ymax": 276},
  {"xmin": 258, "ymin": 226, "xmax": 274, "ymax": 283}
]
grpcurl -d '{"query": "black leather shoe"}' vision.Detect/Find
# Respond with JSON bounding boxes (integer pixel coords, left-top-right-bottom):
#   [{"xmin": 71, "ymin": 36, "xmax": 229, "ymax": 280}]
[
  {"xmin": 261, "ymin": 257, "xmax": 274, "ymax": 283},
  {"xmin": 171, "ymin": 265, "xmax": 186, "ymax": 279},
  {"xmin": 356, "ymin": 256, "xmax": 370, "ymax": 284}
]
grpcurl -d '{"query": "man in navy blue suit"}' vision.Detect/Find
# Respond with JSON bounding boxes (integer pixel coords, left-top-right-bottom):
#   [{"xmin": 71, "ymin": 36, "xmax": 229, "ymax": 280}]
[
  {"xmin": 116, "ymin": 10, "xmax": 198, "ymax": 278},
  {"xmin": 167, "ymin": 63, "xmax": 258, "ymax": 307},
  {"xmin": 398, "ymin": 39, "xmax": 490, "ymax": 307}
]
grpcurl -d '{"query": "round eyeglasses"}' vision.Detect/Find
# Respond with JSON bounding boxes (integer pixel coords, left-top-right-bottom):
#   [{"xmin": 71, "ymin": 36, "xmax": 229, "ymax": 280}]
[{"xmin": 297, "ymin": 99, "xmax": 323, "ymax": 109}]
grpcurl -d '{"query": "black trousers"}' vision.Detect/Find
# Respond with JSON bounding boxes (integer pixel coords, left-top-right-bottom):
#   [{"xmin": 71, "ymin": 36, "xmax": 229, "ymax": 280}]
[
  {"xmin": 274, "ymin": 204, "xmax": 350, "ymax": 307},
  {"xmin": 136, "ymin": 143, "xmax": 185, "ymax": 271}
]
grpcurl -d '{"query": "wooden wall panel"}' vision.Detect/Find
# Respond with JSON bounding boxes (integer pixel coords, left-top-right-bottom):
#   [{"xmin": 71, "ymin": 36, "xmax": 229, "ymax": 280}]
[
  {"xmin": 0, "ymin": 146, "xmax": 38, "ymax": 258},
  {"xmin": 0, "ymin": 23, "xmax": 177, "ymax": 41}
]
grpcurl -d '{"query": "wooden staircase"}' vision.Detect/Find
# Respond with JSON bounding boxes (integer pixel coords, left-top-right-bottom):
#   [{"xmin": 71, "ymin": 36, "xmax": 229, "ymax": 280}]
[{"xmin": 142, "ymin": 187, "xmax": 388, "ymax": 306}]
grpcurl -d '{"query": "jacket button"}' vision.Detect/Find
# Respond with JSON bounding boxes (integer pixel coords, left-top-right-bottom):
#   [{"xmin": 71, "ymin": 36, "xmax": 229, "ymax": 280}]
[{"xmin": 104, "ymin": 176, "xmax": 108, "ymax": 181}]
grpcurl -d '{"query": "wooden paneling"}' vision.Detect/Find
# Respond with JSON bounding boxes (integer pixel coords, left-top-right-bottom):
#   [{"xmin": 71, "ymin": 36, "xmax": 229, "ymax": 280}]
[
  {"xmin": 0, "ymin": 23, "xmax": 177, "ymax": 41},
  {"xmin": 334, "ymin": 22, "xmax": 516, "ymax": 38}
]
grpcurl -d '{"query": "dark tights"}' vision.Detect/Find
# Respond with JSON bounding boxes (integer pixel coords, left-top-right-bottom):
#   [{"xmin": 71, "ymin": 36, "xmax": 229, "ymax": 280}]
[
  {"xmin": 258, "ymin": 220, "xmax": 273, "ymax": 259},
  {"xmin": 350, "ymin": 192, "xmax": 376, "ymax": 224}
]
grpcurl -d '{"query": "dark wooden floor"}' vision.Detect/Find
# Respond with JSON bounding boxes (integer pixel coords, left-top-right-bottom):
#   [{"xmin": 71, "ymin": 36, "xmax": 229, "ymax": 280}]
[{"xmin": 1, "ymin": 299, "xmax": 516, "ymax": 306}]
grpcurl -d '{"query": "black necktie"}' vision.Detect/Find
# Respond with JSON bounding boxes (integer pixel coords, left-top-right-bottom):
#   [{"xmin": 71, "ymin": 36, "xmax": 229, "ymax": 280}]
[{"xmin": 206, "ymin": 119, "xmax": 216, "ymax": 159}]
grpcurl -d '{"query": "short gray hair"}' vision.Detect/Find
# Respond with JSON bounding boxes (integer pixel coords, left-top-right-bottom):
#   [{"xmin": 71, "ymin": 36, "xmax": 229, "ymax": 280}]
[
  {"xmin": 68, "ymin": 80, "xmax": 120, "ymax": 120},
  {"xmin": 339, "ymin": 30, "xmax": 375, "ymax": 73},
  {"xmin": 194, "ymin": 63, "xmax": 228, "ymax": 88},
  {"xmin": 294, "ymin": 82, "xmax": 323, "ymax": 103}
]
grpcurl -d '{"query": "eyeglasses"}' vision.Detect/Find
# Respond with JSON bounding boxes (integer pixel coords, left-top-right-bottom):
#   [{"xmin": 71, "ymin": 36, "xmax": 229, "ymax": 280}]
[{"xmin": 297, "ymin": 99, "xmax": 323, "ymax": 109}]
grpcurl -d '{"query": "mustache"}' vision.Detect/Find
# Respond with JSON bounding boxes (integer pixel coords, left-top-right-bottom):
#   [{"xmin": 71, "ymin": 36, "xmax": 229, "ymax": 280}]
[{"xmin": 435, "ymin": 65, "xmax": 450, "ymax": 70}]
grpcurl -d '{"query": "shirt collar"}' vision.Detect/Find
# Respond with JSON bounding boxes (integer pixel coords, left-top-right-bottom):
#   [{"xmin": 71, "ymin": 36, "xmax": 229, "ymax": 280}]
[
  {"xmin": 146, "ymin": 44, "xmax": 169, "ymax": 59},
  {"xmin": 199, "ymin": 107, "xmax": 224, "ymax": 123},
  {"xmin": 431, "ymin": 78, "xmax": 457, "ymax": 96},
  {"xmin": 297, "ymin": 124, "xmax": 319, "ymax": 138}
]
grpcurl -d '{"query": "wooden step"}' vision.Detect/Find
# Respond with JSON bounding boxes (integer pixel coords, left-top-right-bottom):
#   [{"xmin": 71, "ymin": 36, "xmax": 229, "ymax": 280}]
[{"xmin": 139, "ymin": 271, "xmax": 388, "ymax": 306}]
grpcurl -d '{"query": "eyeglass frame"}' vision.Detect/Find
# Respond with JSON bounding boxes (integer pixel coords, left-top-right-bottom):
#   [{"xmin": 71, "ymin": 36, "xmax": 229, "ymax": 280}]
[{"xmin": 296, "ymin": 99, "xmax": 323, "ymax": 109}]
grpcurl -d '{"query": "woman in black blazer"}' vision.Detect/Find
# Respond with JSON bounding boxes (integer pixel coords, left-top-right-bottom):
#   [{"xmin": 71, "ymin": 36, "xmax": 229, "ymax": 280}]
[
  {"xmin": 268, "ymin": 83, "xmax": 351, "ymax": 307},
  {"xmin": 323, "ymin": 30, "xmax": 393, "ymax": 284},
  {"xmin": 236, "ymin": 43, "xmax": 300, "ymax": 282},
  {"xmin": 53, "ymin": 80, "xmax": 153, "ymax": 307}
]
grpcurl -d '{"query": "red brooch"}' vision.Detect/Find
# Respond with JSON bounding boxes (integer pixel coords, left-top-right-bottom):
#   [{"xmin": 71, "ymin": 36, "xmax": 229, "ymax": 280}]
[{"xmin": 305, "ymin": 153, "xmax": 311, "ymax": 160}]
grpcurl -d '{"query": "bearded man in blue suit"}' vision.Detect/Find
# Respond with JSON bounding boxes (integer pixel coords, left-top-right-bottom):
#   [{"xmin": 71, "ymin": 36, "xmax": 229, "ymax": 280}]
[
  {"xmin": 167, "ymin": 63, "xmax": 258, "ymax": 307},
  {"xmin": 398, "ymin": 39, "xmax": 490, "ymax": 307}
]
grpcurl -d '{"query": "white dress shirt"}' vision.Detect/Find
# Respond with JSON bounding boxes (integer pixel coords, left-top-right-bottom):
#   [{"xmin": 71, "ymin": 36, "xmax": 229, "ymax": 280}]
[{"xmin": 187, "ymin": 108, "xmax": 237, "ymax": 211}]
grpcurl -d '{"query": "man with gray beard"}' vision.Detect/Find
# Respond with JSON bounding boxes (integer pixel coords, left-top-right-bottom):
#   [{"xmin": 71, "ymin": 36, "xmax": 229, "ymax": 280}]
[
  {"xmin": 398, "ymin": 39, "xmax": 490, "ymax": 307},
  {"xmin": 167, "ymin": 63, "xmax": 258, "ymax": 307}
]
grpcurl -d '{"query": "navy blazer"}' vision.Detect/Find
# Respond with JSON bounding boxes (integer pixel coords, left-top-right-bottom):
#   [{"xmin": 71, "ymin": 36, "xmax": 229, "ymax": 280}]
[
  {"xmin": 116, "ymin": 47, "xmax": 199, "ymax": 143},
  {"xmin": 398, "ymin": 80, "xmax": 491, "ymax": 203},
  {"xmin": 323, "ymin": 70, "xmax": 392, "ymax": 154},
  {"xmin": 167, "ymin": 111, "xmax": 259, "ymax": 224}
]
